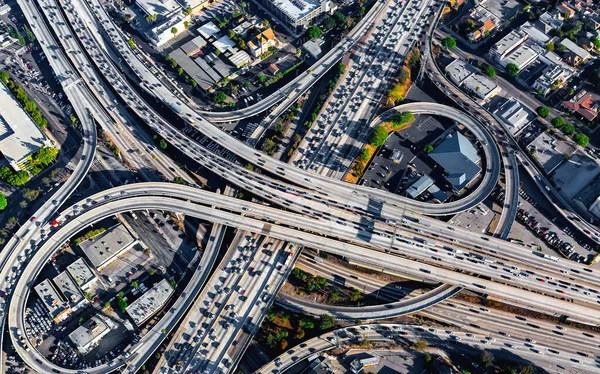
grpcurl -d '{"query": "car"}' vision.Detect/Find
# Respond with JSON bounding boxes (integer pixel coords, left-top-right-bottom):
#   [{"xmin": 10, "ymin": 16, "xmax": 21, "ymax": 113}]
[
  {"xmin": 526, "ymin": 338, "xmax": 535, "ymax": 343},
  {"xmin": 30, "ymin": 217, "xmax": 37, "ymax": 222},
  {"xmin": 556, "ymin": 325, "xmax": 567, "ymax": 331}
]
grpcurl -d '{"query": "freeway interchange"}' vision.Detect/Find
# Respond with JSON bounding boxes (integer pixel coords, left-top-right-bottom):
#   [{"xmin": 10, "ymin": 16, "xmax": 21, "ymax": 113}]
[{"xmin": 1, "ymin": 0, "xmax": 599, "ymax": 373}]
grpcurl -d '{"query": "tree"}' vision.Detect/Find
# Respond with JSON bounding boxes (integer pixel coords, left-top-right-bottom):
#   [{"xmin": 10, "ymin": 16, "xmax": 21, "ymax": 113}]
[
  {"xmin": 172, "ymin": 177, "xmax": 187, "ymax": 185},
  {"xmin": 291, "ymin": 268, "xmax": 307, "ymax": 282},
  {"xmin": 563, "ymin": 124, "xmax": 575, "ymax": 135},
  {"xmin": 442, "ymin": 37, "xmax": 456, "ymax": 49},
  {"xmin": 127, "ymin": 38, "xmax": 136, "ymax": 49},
  {"xmin": 184, "ymin": 20, "xmax": 189, "ymax": 29},
  {"xmin": 358, "ymin": 148, "xmax": 370, "ymax": 162},
  {"xmin": 281, "ymin": 339, "xmax": 288, "ymax": 350},
  {"xmin": 319, "ymin": 314, "xmax": 335, "ymax": 330},
  {"xmin": 214, "ymin": 91, "xmax": 227, "ymax": 105},
  {"xmin": 349, "ymin": 288, "xmax": 361, "ymax": 302},
  {"xmin": 307, "ymin": 276, "xmax": 328, "ymax": 291},
  {"xmin": 117, "ymin": 298, "xmax": 128, "ymax": 312},
  {"xmin": 551, "ymin": 117, "xmax": 565, "ymax": 128},
  {"xmin": 23, "ymin": 189, "xmax": 40, "ymax": 201},
  {"xmin": 0, "ymin": 71, "xmax": 9, "ymax": 83},
  {"xmin": 536, "ymin": 106, "xmax": 550, "ymax": 117},
  {"xmin": 299, "ymin": 319, "xmax": 314, "ymax": 329},
  {"xmin": 369, "ymin": 125, "xmax": 388, "ymax": 147},
  {"xmin": 307, "ymin": 26, "xmax": 323, "ymax": 40},
  {"xmin": 480, "ymin": 351, "xmax": 494, "ymax": 368},
  {"xmin": 131, "ymin": 281, "xmax": 139, "ymax": 288},
  {"xmin": 262, "ymin": 19, "xmax": 270, "ymax": 28},
  {"xmin": 328, "ymin": 289, "xmax": 340, "ymax": 303},
  {"xmin": 324, "ymin": 17, "xmax": 336, "ymax": 30},
  {"xmin": 159, "ymin": 139, "xmax": 168, "ymax": 149},
  {"xmin": 423, "ymin": 145, "xmax": 434, "ymax": 154},
  {"xmin": 506, "ymin": 63, "xmax": 520, "ymax": 76},
  {"xmin": 295, "ymin": 327, "xmax": 305, "ymax": 339},
  {"xmin": 546, "ymin": 41, "xmax": 555, "ymax": 51},
  {"xmin": 0, "ymin": 192, "xmax": 6, "ymax": 211},
  {"xmin": 574, "ymin": 132, "xmax": 589, "ymax": 147},
  {"xmin": 171, "ymin": 27, "xmax": 178, "ymax": 36},
  {"xmin": 415, "ymin": 339, "xmax": 428, "ymax": 351},
  {"xmin": 484, "ymin": 65, "xmax": 496, "ymax": 78}
]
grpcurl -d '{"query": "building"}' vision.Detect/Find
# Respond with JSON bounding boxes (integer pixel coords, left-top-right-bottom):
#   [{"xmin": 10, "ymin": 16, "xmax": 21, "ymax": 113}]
[
  {"xmin": 302, "ymin": 39, "xmax": 323, "ymax": 60},
  {"xmin": 494, "ymin": 98, "xmax": 535, "ymax": 135},
  {"xmin": 467, "ymin": 5, "xmax": 499, "ymax": 43},
  {"xmin": 0, "ymin": 4, "xmax": 11, "ymax": 16},
  {"xmin": 213, "ymin": 35, "xmax": 236, "ymax": 54},
  {"xmin": 533, "ymin": 64, "xmax": 573, "ymax": 96},
  {"xmin": 232, "ymin": 16, "xmax": 259, "ymax": 37},
  {"xmin": 557, "ymin": 2, "xmax": 577, "ymax": 19},
  {"xmin": 560, "ymin": 38, "xmax": 591, "ymax": 66},
  {"xmin": 519, "ymin": 21, "xmax": 550, "ymax": 46},
  {"xmin": 68, "ymin": 316, "xmax": 112, "ymax": 355},
  {"xmin": 536, "ymin": 12, "xmax": 563, "ymax": 33},
  {"xmin": 489, "ymin": 29, "xmax": 527, "ymax": 62},
  {"xmin": 34, "ymin": 279, "xmax": 72, "ymax": 323},
  {"xmin": 349, "ymin": 356, "xmax": 379, "ymax": 374},
  {"xmin": 135, "ymin": 0, "xmax": 189, "ymax": 47},
  {"xmin": 499, "ymin": 39, "xmax": 544, "ymax": 70},
  {"xmin": 429, "ymin": 131, "xmax": 481, "ymax": 192},
  {"xmin": 427, "ymin": 184, "xmax": 449, "ymax": 203},
  {"xmin": 445, "ymin": 59, "xmax": 500, "ymax": 101},
  {"xmin": 562, "ymin": 89, "xmax": 599, "ymax": 122},
  {"xmin": 588, "ymin": 196, "xmax": 600, "ymax": 220},
  {"xmin": 66, "ymin": 258, "xmax": 97, "ymax": 291},
  {"xmin": 197, "ymin": 21, "xmax": 220, "ymax": 40},
  {"xmin": 247, "ymin": 27, "xmax": 277, "ymax": 58},
  {"xmin": 179, "ymin": 0, "xmax": 210, "ymax": 14},
  {"xmin": 0, "ymin": 83, "xmax": 51, "ymax": 171},
  {"xmin": 180, "ymin": 35, "xmax": 207, "ymax": 56},
  {"xmin": 227, "ymin": 48, "xmax": 252, "ymax": 68},
  {"xmin": 406, "ymin": 175, "xmax": 434, "ymax": 199},
  {"xmin": 136, "ymin": 0, "xmax": 181, "ymax": 18},
  {"xmin": 79, "ymin": 224, "xmax": 137, "ymax": 270},
  {"xmin": 126, "ymin": 279, "xmax": 174, "ymax": 326},
  {"xmin": 527, "ymin": 132, "xmax": 573, "ymax": 173},
  {"xmin": 53, "ymin": 272, "xmax": 88, "ymax": 312},
  {"xmin": 253, "ymin": 0, "xmax": 333, "ymax": 34}
]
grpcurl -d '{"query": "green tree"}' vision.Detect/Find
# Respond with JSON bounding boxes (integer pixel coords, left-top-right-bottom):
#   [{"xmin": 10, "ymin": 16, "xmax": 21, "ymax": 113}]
[
  {"xmin": 184, "ymin": 20, "xmax": 189, "ymax": 29},
  {"xmin": 536, "ymin": 106, "xmax": 550, "ymax": 117},
  {"xmin": 349, "ymin": 288, "xmax": 361, "ymax": 302},
  {"xmin": 299, "ymin": 319, "xmax": 314, "ymax": 329},
  {"xmin": 423, "ymin": 145, "xmax": 434, "ymax": 154},
  {"xmin": 546, "ymin": 41, "xmax": 555, "ymax": 51},
  {"xmin": 574, "ymin": 132, "xmax": 589, "ymax": 147},
  {"xmin": 358, "ymin": 148, "xmax": 370, "ymax": 162},
  {"xmin": 0, "ymin": 192, "xmax": 7, "ymax": 211},
  {"xmin": 117, "ymin": 298, "xmax": 128, "ymax": 312},
  {"xmin": 295, "ymin": 327, "xmax": 305, "ymax": 339},
  {"xmin": 171, "ymin": 27, "xmax": 178, "ymax": 36},
  {"xmin": 369, "ymin": 125, "xmax": 388, "ymax": 147},
  {"xmin": 324, "ymin": 17, "xmax": 336, "ymax": 30},
  {"xmin": 307, "ymin": 276, "xmax": 328, "ymax": 291},
  {"xmin": 563, "ymin": 124, "xmax": 575, "ymax": 135},
  {"xmin": 307, "ymin": 26, "xmax": 323, "ymax": 40},
  {"xmin": 159, "ymin": 139, "xmax": 168, "ymax": 149},
  {"xmin": 551, "ymin": 117, "xmax": 565, "ymax": 128},
  {"xmin": 506, "ymin": 63, "xmax": 520, "ymax": 76},
  {"xmin": 442, "ymin": 37, "xmax": 456, "ymax": 49},
  {"xmin": 328, "ymin": 289, "xmax": 339, "ymax": 303},
  {"xmin": 23, "ymin": 189, "xmax": 40, "ymax": 201},
  {"xmin": 127, "ymin": 38, "xmax": 136, "ymax": 49},
  {"xmin": 0, "ymin": 71, "xmax": 9, "ymax": 83},
  {"xmin": 484, "ymin": 65, "xmax": 496, "ymax": 78},
  {"xmin": 131, "ymin": 281, "xmax": 139, "ymax": 288},
  {"xmin": 319, "ymin": 314, "xmax": 335, "ymax": 330},
  {"xmin": 172, "ymin": 177, "xmax": 187, "ymax": 185},
  {"xmin": 290, "ymin": 268, "xmax": 307, "ymax": 282},
  {"xmin": 214, "ymin": 91, "xmax": 227, "ymax": 105}
]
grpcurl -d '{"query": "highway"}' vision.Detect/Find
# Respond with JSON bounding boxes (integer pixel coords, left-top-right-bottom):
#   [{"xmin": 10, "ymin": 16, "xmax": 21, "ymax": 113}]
[
  {"xmin": 284, "ymin": 257, "xmax": 600, "ymax": 371},
  {"xmin": 257, "ymin": 323, "xmax": 596, "ymax": 374}
]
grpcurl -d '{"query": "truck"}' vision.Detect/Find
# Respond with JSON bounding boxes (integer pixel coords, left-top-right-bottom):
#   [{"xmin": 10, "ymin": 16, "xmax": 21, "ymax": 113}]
[
  {"xmin": 313, "ymin": 256, "xmax": 324, "ymax": 263},
  {"xmin": 446, "ymin": 247, "xmax": 463, "ymax": 254}
]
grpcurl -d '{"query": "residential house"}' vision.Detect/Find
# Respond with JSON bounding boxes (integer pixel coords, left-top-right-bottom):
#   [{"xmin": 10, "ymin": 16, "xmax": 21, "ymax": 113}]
[
  {"xmin": 560, "ymin": 38, "xmax": 591, "ymax": 66},
  {"xmin": 247, "ymin": 28, "xmax": 277, "ymax": 58},
  {"xmin": 562, "ymin": 89, "xmax": 600, "ymax": 122},
  {"xmin": 557, "ymin": 2, "xmax": 577, "ymax": 20},
  {"xmin": 536, "ymin": 12, "xmax": 563, "ymax": 34}
]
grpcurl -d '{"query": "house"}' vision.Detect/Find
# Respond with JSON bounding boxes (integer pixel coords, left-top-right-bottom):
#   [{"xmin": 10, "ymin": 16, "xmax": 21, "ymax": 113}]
[
  {"xmin": 557, "ymin": 2, "xmax": 577, "ymax": 20},
  {"xmin": 247, "ymin": 28, "xmax": 277, "ymax": 58},
  {"xmin": 468, "ymin": 18, "xmax": 496, "ymax": 43},
  {"xmin": 560, "ymin": 38, "xmax": 591, "ymax": 66},
  {"xmin": 562, "ymin": 89, "xmax": 600, "ymax": 121},
  {"xmin": 467, "ymin": 5, "xmax": 500, "ymax": 43},
  {"xmin": 536, "ymin": 12, "xmax": 563, "ymax": 33},
  {"xmin": 533, "ymin": 64, "xmax": 573, "ymax": 96}
]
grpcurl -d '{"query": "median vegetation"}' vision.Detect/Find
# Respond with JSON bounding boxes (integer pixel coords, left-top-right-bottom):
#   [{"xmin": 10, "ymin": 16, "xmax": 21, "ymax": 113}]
[
  {"xmin": 74, "ymin": 227, "xmax": 106, "ymax": 246},
  {"xmin": 0, "ymin": 146, "xmax": 59, "ymax": 186},
  {"xmin": 1, "ymin": 71, "xmax": 49, "ymax": 129},
  {"xmin": 345, "ymin": 111, "xmax": 414, "ymax": 183}
]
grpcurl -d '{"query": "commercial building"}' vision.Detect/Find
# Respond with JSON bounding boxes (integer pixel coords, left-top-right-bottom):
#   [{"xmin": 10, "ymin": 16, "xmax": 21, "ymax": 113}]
[
  {"xmin": 179, "ymin": 0, "xmax": 210, "ymax": 14},
  {"xmin": 533, "ymin": 64, "xmax": 573, "ymax": 96},
  {"xmin": 0, "ymin": 82, "xmax": 51, "ymax": 171},
  {"xmin": 68, "ymin": 316, "xmax": 112, "ymax": 355},
  {"xmin": 494, "ymin": 98, "xmax": 535, "ymax": 135},
  {"xmin": 406, "ymin": 175, "xmax": 434, "ymax": 199},
  {"xmin": 247, "ymin": 28, "xmax": 277, "ymax": 58},
  {"xmin": 0, "ymin": 4, "xmax": 11, "ymax": 16},
  {"xmin": 489, "ymin": 29, "xmax": 527, "ymax": 62},
  {"xmin": 562, "ymin": 89, "xmax": 599, "ymax": 122},
  {"xmin": 197, "ymin": 21, "xmax": 220, "ymax": 40},
  {"xmin": 499, "ymin": 39, "xmax": 544, "ymax": 70},
  {"xmin": 34, "ymin": 279, "xmax": 72, "ymax": 323},
  {"xmin": 519, "ymin": 21, "xmax": 550, "ymax": 46},
  {"xmin": 66, "ymin": 258, "xmax": 97, "ymax": 291},
  {"xmin": 445, "ymin": 59, "xmax": 500, "ymax": 101},
  {"xmin": 79, "ymin": 224, "xmax": 137, "ymax": 270},
  {"xmin": 429, "ymin": 131, "xmax": 481, "ymax": 192},
  {"xmin": 232, "ymin": 17, "xmax": 259, "ymax": 37},
  {"xmin": 527, "ymin": 132, "xmax": 573, "ymax": 173},
  {"xmin": 302, "ymin": 39, "xmax": 323, "ymax": 60},
  {"xmin": 213, "ymin": 35, "xmax": 236, "ymax": 54},
  {"xmin": 467, "ymin": 5, "xmax": 499, "ymax": 43},
  {"xmin": 253, "ymin": 0, "xmax": 333, "ymax": 34},
  {"xmin": 588, "ymin": 196, "xmax": 600, "ymax": 220},
  {"xmin": 349, "ymin": 356, "xmax": 379, "ymax": 374},
  {"xmin": 126, "ymin": 279, "xmax": 174, "ymax": 326},
  {"xmin": 53, "ymin": 271, "xmax": 88, "ymax": 312},
  {"xmin": 560, "ymin": 38, "xmax": 591, "ymax": 67},
  {"xmin": 135, "ymin": 0, "xmax": 189, "ymax": 47},
  {"xmin": 227, "ymin": 49, "xmax": 252, "ymax": 68},
  {"xmin": 180, "ymin": 35, "xmax": 207, "ymax": 56}
]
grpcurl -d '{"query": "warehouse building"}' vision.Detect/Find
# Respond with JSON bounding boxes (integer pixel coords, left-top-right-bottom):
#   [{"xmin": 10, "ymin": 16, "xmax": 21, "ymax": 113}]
[
  {"xmin": 53, "ymin": 271, "xmax": 88, "ymax": 312},
  {"xmin": 68, "ymin": 316, "xmax": 112, "ymax": 355},
  {"xmin": 126, "ymin": 279, "xmax": 174, "ymax": 326},
  {"xmin": 429, "ymin": 131, "xmax": 481, "ymax": 192},
  {"xmin": 494, "ymin": 98, "xmax": 535, "ymax": 135},
  {"xmin": 489, "ymin": 29, "xmax": 527, "ymax": 62},
  {"xmin": 79, "ymin": 224, "xmax": 137, "ymax": 270},
  {"xmin": 0, "ymin": 83, "xmax": 51, "ymax": 171},
  {"xmin": 445, "ymin": 59, "xmax": 500, "ymax": 101}
]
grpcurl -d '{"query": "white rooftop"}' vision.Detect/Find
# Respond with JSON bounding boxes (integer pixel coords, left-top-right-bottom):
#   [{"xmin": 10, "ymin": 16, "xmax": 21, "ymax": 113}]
[
  {"xmin": 462, "ymin": 74, "xmax": 499, "ymax": 98},
  {"xmin": 79, "ymin": 224, "xmax": 136, "ymax": 269},
  {"xmin": 0, "ymin": 83, "xmax": 50, "ymax": 170},
  {"xmin": 494, "ymin": 98, "xmax": 535, "ymax": 134},
  {"xmin": 500, "ymin": 39, "xmax": 544, "ymax": 69},
  {"xmin": 269, "ymin": 0, "xmax": 321, "ymax": 21},
  {"xmin": 561, "ymin": 38, "xmax": 591, "ymax": 60},
  {"xmin": 519, "ymin": 21, "xmax": 550, "ymax": 46},
  {"xmin": 213, "ymin": 35, "xmax": 236, "ymax": 53},
  {"xmin": 126, "ymin": 279, "xmax": 174, "ymax": 326},
  {"xmin": 68, "ymin": 315, "xmax": 110, "ymax": 353},
  {"xmin": 53, "ymin": 271, "xmax": 86, "ymax": 305},
  {"xmin": 197, "ymin": 22, "xmax": 220, "ymax": 39},
  {"xmin": 491, "ymin": 29, "xmax": 526, "ymax": 58},
  {"xmin": 66, "ymin": 258, "xmax": 97, "ymax": 290},
  {"xmin": 136, "ymin": 0, "xmax": 181, "ymax": 18},
  {"xmin": 445, "ymin": 58, "xmax": 477, "ymax": 83}
]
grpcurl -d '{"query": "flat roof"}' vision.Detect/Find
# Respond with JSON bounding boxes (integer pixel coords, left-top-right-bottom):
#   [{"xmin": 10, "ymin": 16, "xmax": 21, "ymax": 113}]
[
  {"xmin": 445, "ymin": 58, "xmax": 477, "ymax": 84},
  {"xmin": 212, "ymin": 59, "xmax": 235, "ymax": 78},
  {"xmin": 462, "ymin": 74, "xmax": 499, "ymax": 98},
  {"xmin": 53, "ymin": 271, "xmax": 86, "ymax": 305},
  {"xmin": 66, "ymin": 258, "xmax": 97, "ymax": 290},
  {"xmin": 267, "ymin": 0, "xmax": 321, "ymax": 21},
  {"xmin": 180, "ymin": 35, "xmax": 207, "ymax": 55},
  {"xmin": 79, "ymin": 224, "xmax": 136, "ymax": 269},
  {"xmin": 34, "ymin": 279, "xmax": 68, "ymax": 319},
  {"xmin": 527, "ymin": 132, "xmax": 573, "ymax": 173},
  {"xmin": 68, "ymin": 315, "xmax": 110, "ymax": 351},
  {"xmin": 491, "ymin": 29, "xmax": 526, "ymax": 58},
  {"xmin": 195, "ymin": 57, "xmax": 222, "ymax": 82},
  {"xmin": 501, "ymin": 39, "xmax": 543, "ymax": 69},
  {"xmin": 494, "ymin": 98, "xmax": 535, "ymax": 134},
  {"xmin": 126, "ymin": 279, "xmax": 174, "ymax": 325},
  {"xmin": 197, "ymin": 22, "xmax": 220, "ymax": 40},
  {"xmin": 135, "ymin": 0, "xmax": 181, "ymax": 18},
  {"xmin": 227, "ymin": 49, "xmax": 252, "ymax": 66},
  {"xmin": 213, "ymin": 35, "xmax": 236, "ymax": 53},
  {"xmin": 0, "ymin": 83, "xmax": 50, "ymax": 170},
  {"xmin": 519, "ymin": 21, "xmax": 550, "ymax": 45}
]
